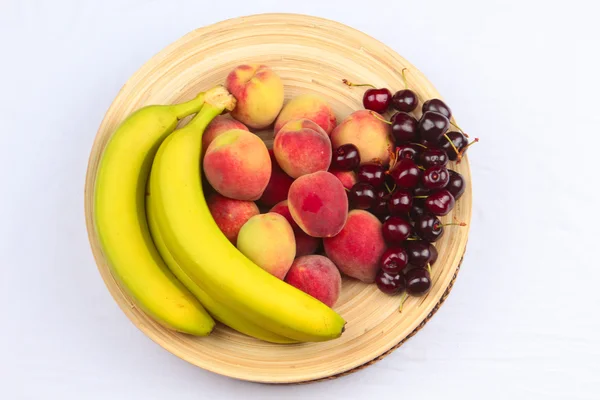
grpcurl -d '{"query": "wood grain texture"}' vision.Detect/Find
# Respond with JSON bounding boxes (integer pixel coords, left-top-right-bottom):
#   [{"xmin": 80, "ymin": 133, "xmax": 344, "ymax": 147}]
[{"xmin": 84, "ymin": 13, "xmax": 472, "ymax": 384}]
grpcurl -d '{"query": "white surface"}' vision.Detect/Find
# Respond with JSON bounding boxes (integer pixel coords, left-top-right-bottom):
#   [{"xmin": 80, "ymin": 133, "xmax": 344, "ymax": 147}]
[{"xmin": 1, "ymin": 0, "xmax": 599, "ymax": 398}]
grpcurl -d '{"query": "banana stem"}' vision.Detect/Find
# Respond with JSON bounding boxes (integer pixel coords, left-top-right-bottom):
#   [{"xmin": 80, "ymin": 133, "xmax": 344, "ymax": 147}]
[
  {"xmin": 171, "ymin": 92, "xmax": 206, "ymax": 119},
  {"xmin": 184, "ymin": 86, "xmax": 237, "ymax": 133}
]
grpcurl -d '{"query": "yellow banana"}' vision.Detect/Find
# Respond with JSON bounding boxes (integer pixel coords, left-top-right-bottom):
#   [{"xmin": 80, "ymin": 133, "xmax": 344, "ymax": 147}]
[
  {"xmin": 146, "ymin": 186, "xmax": 296, "ymax": 344},
  {"xmin": 94, "ymin": 93, "xmax": 215, "ymax": 336},
  {"xmin": 150, "ymin": 87, "xmax": 346, "ymax": 342}
]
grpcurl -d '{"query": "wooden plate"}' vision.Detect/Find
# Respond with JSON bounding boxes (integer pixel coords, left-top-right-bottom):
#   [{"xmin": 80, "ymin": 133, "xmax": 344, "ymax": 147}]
[{"xmin": 84, "ymin": 13, "xmax": 472, "ymax": 384}]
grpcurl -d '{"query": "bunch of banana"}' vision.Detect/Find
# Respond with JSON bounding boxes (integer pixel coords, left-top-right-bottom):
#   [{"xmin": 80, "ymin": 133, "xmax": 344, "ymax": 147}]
[
  {"xmin": 95, "ymin": 85, "xmax": 345, "ymax": 343},
  {"xmin": 94, "ymin": 91, "xmax": 214, "ymax": 335}
]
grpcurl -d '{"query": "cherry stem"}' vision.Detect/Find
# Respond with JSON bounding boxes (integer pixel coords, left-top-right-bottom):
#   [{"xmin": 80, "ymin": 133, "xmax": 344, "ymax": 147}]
[
  {"xmin": 342, "ymin": 79, "xmax": 376, "ymax": 89},
  {"xmin": 387, "ymin": 145, "xmax": 400, "ymax": 170},
  {"xmin": 444, "ymin": 134, "xmax": 460, "ymax": 157},
  {"xmin": 398, "ymin": 291, "xmax": 408, "ymax": 313},
  {"xmin": 414, "ymin": 195, "xmax": 428, "ymax": 199},
  {"xmin": 417, "ymin": 165, "xmax": 426, "ymax": 171},
  {"xmin": 449, "ymin": 121, "xmax": 468, "ymax": 137},
  {"xmin": 370, "ymin": 111, "xmax": 392, "ymax": 125},
  {"xmin": 410, "ymin": 142, "xmax": 428, "ymax": 149},
  {"xmin": 384, "ymin": 181, "xmax": 396, "ymax": 194},
  {"xmin": 457, "ymin": 138, "xmax": 479, "ymax": 163},
  {"xmin": 401, "ymin": 68, "xmax": 408, "ymax": 89},
  {"xmin": 344, "ymin": 187, "xmax": 350, "ymax": 193},
  {"xmin": 438, "ymin": 222, "xmax": 467, "ymax": 228},
  {"xmin": 406, "ymin": 237, "xmax": 420, "ymax": 241},
  {"xmin": 427, "ymin": 263, "xmax": 432, "ymax": 277}
]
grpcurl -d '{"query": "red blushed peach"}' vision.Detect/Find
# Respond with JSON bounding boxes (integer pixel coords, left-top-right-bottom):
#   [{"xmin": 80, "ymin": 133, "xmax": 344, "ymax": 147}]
[
  {"xmin": 270, "ymin": 200, "xmax": 320, "ymax": 257},
  {"xmin": 273, "ymin": 119, "xmax": 332, "ymax": 178},
  {"xmin": 288, "ymin": 171, "xmax": 348, "ymax": 238},
  {"xmin": 237, "ymin": 213, "xmax": 295, "ymax": 279},
  {"xmin": 275, "ymin": 118, "xmax": 326, "ymax": 137},
  {"xmin": 330, "ymin": 110, "xmax": 394, "ymax": 165},
  {"xmin": 323, "ymin": 210, "xmax": 386, "ymax": 283},
  {"xmin": 207, "ymin": 194, "xmax": 259, "ymax": 245},
  {"xmin": 284, "ymin": 255, "xmax": 342, "ymax": 307},
  {"xmin": 258, "ymin": 149, "xmax": 294, "ymax": 207},
  {"xmin": 274, "ymin": 94, "xmax": 337, "ymax": 135},
  {"xmin": 329, "ymin": 169, "xmax": 357, "ymax": 190},
  {"xmin": 270, "ymin": 200, "xmax": 298, "ymax": 229},
  {"xmin": 203, "ymin": 129, "xmax": 271, "ymax": 201},
  {"xmin": 202, "ymin": 115, "xmax": 248, "ymax": 157},
  {"xmin": 225, "ymin": 64, "xmax": 284, "ymax": 129}
]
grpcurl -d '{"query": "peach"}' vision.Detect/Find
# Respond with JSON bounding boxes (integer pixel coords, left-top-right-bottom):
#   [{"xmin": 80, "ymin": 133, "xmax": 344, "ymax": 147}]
[
  {"xmin": 269, "ymin": 200, "xmax": 299, "ymax": 230},
  {"xmin": 329, "ymin": 169, "xmax": 357, "ymax": 190},
  {"xmin": 202, "ymin": 115, "xmax": 248, "ymax": 157},
  {"xmin": 323, "ymin": 210, "xmax": 386, "ymax": 283},
  {"xmin": 258, "ymin": 149, "xmax": 294, "ymax": 207},
  {"xmin": 288, "ymin": 171, "xmax": 348, "ymax": 238},
  {"xmin": 206, "ymin": 194, "xmax": 259, "ymax": 245},
  {"xmin": 295, "ymin": 231, "xmax": 321, "ymax": 257},
  {"xmin": 225, "ymin": 64, "xmax": 284, "ymax": 129},
  {"xmin": 285, "ymin": 255, "xmax": 342, "ymax": 307},
  {"xmin": 237, "ymin": 213, "xmax": 296, "ymax": 279},
  {"xmin": 275, "ymin": 118, "xmax": 325, "ymax": 137},
  {"xmin": 330, "ymin": 110, "xmax": 394, "ymax": 165},
  {"xmin": 270, "ymin": 200, "xmax": 320, "ymax": 257},
  {"xmin": 273, "ymin": 119, "xmax": 332, "ymax": 178},
  {"xmin": 203, "ymin": 129, "xmax": 271, "ymax": 201},
  {"xmin": 274, "ymin": 94, "xmax": 337, "ymax": 135}
]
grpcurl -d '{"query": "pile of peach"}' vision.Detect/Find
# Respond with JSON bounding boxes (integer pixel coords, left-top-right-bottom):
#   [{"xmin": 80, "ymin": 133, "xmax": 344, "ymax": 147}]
[{"xmin": 201, "ymin": 64, "xmax": 472, "ymax": 309}]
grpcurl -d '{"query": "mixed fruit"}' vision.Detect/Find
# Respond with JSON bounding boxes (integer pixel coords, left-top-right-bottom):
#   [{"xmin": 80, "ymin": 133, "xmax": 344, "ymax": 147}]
[{"xmin": 94, "ymin": 63, "xmax": 474, "ymax": 344}]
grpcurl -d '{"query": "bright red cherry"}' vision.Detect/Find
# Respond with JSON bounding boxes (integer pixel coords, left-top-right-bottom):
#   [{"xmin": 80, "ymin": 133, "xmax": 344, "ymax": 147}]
[{"xmin": 425, "ymin": 189, "xmax": 455, "ymax": 216}]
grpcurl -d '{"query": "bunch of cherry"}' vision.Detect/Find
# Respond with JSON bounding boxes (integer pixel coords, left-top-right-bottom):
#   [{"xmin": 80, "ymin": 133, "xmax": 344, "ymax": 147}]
[{"xmin": 333, "ymin": 84, "xmax": 474, "ymax": 309}]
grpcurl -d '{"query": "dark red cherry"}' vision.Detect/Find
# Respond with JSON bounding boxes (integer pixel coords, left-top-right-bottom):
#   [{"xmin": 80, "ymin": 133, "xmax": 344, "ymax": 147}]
[
  {"xmin": 392, "ymin": 89, "xmax": 418, "ymax": 112},
  {"xmin": 428, "ymin": 243, "xmax": 438, "ymax": 265},
  {"xmin": 387, "ymin": 189, "xmax": 413, "ymax": 215},
  {"xmin": 349, "ymin": 182, "xmax": 376, "ymax": 210},
  {"xmin": 364, "ymin": 88, "xmax": 392, "ymax": 113},
  {"xmin": 389, "ymin": 158, "xmax": 420, "ymax": 189},
  {"xmin": 357, "ymin": 163, "xmax": 386, "ymax": 188},
  {"xmin": 439, "ymin": 131, "xmax": 467, "ymax": 161},
  {"xmin": 332, "ymin": 144, "xmax": 361, "ymax": 170},
  {"xmin": 421, "ymin": 166, "xmax": 449, "ymax": 190},
  {"xmin": 425, "ymin": 189, "xmax": 455, "ymax": 216},
  {"xmin": 410, "ymin": 201, "xmax": 426, "ymax": 221},
  {"xmin": 413, "ymin": 184, "xmax": 430, "ymax": 197},
  {"xmin": 406, "ymin": 240, "xmax": 434, "ymax": 267},
  {"xmin": 446, "ymin": 170, "xmax": 465, "ymax": 200},
  {"xmin": 422, "ymin": 98, "xmax": 452, "ymax": 119},
  {"xmin": 342, "ymin": 79, "xmax": 391, "ymax": 113},
  {"xmin": 419, "ymin": 111, "xmax": 449, "ymax": 143},
  {"xmin": 414, "ymin": 213, "xmax": 444, "ymax": 242},
  {"xmin": 380, "ymin": 247, "xmax": 409, "ymax": 274},
  {"xmin": 376, "ymin": 270, "xmax": 406, "ymax": 295},
  {"xmin": 382, "ymin": 216, "xmax": 412, "ymax": 244},
  {"xmin": 396, "ymin": 144, "xmax": 422, "ymax": 161},
  {"xmin": 371, "ymin": 189, "xmax": 390, "ymax": 217},
  {"xmin": 391, "ymin": 112, "xmax": 419, "ymax": 143},
  {"xmin": 420, "ymin": 148, "xmax": 448, "ymax": 168},
  {"xmin": 406, "ymin": 268, "xmax": 432, "ymax": 296}
]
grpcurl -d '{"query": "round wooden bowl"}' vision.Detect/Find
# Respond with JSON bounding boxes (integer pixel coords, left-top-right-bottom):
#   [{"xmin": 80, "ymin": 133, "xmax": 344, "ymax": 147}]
[{"xmin": 84, "ymin": 13, "xmax": 472, "ymax": 384}]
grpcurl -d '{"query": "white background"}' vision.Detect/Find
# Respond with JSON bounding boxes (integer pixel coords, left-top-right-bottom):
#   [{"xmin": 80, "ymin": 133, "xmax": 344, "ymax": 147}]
[{"xmin": 1, "ymin": 0, "xmax": 599, "ymax": 399}]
